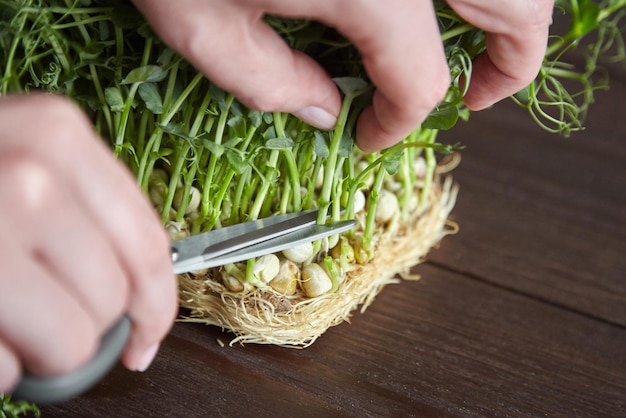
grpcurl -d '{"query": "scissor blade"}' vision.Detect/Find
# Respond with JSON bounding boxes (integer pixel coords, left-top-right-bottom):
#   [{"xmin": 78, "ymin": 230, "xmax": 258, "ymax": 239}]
[
  {"xmin": 201, "ymin": 210, "xmax": 319, "ymax": 259},
  {"xmin": 175, "ymin": 220, "xmax": 355, "ymax": 273},
  {"xmin": 172, "ymin": 209, "xmax": 317, "ymax": 274},
  {"xmin": 172, "ymin": 210, "xmax": 318, "ymax": 274}
]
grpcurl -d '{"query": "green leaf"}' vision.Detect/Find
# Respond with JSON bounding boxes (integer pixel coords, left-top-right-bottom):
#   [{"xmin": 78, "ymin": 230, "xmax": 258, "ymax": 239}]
[
  {"xmin": 230, "ymin": 101, "xmax": 243, "ymax": 117},
  {"xmin": 150, "ymin": 148, "xmax": 174, "ymax": 163},
  {"xmin": 314, "ymin": 131, "xmax": 329, "ymax": 158},
  {"xmin": 209, "ymin": 83, "xmax": 226, "ymax": 105},
  {"xmin": 265, "ymin": 137, "xmax": 295, "ymax": 149},
  {"xmin": 422, "ymin": 105, "xmax": 459, "ymax": 130},
  {"xmin": 104, "ymin": 87, "xmax": 124, "ymax": 112},
  {"xmin": 571, "ymin": 0, "xmax": 601, "ymax": 37},
  {"xmin": 1, "ymin": 394, "xmax": 40, "ymax": 417},
  {"xmin": 338, "ymin": 131, "xmax": 354, "ymax": 158},
  {"xmin": 514, "ymin": 84, "xmax": 532, "ymax": 105},
  {"xmin": 226, "ymin": 149, "xmax": 249, "ymax": 174},
  {"xmin": 157, "ymin": 48, "xmax": 176, "ymax": 67},
  {"xmin": 138, "ymin": 82, "xmax": 163, "ymax": 114},
  {"xmin": 262, "ymin": 112, "xmax": 274, "ymax": 125},
  {"xmin": 159, "ymin": 122, "xmax": 191, "ymax": 140},
  {"xmin": 262, "ymin": 126, "xmax": 276, "ymax": 140},
  {"xmin": 381, "ymin": 151, "xmax": 403, "ymax": 175},
  {"xmin": 333, "ymin": 77, "xmax": 369, "ymax": 96},
  {"xmin": 136, "ymin": 23, "xmax": 155, "ymax": 40},
  {"xmin": 248, "ymin": 110, "xmax": 263, "ymax": 128},
  {"xmin": 203, "ymin": 140, "xmax": 225, "ymax": 158},
  {"xmin": 78, "ymin": 40, "xmax": 111, "ymax": 61},
  {"xmin": 227, "ymin": 115, "xmax": 245, "ymax": 136},
  {"xmin": 223, "ymin": 136, "xmax": 243, "ymax": 148},
  {"xmin": 121, "ymin": 65, "xmax": 167, "ymax": 84}
]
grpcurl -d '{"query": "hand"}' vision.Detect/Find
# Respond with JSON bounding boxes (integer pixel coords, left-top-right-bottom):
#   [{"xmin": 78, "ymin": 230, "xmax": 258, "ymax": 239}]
[
  {"xmin": 133, "ymin": 0, "xmax": 553, "ymax": 152},
  {"xmin": 0, "ymin": 94, "xmax": 177, "ymax": 392}
]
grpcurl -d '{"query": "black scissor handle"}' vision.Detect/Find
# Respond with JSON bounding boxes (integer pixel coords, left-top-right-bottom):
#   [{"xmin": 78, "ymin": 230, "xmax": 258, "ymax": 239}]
[{"xmin": 11, "ymin": 315, "xmax": 131, "ymax": 405}]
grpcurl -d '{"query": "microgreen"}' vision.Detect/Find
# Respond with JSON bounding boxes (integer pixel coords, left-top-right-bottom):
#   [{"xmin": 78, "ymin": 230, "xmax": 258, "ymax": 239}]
[
  {"xmin": 0, "ymin": 394, "xmax": 40, "ymax": 418},
  {"xmin": 0, "ymin": 0, "xmax": 623, "ymax": 256}
]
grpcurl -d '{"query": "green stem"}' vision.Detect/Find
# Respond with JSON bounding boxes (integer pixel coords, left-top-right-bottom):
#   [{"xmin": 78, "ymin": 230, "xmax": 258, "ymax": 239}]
[
  {"xmin": 418, "ymin": 129, "xmax": 438, "ymax": 212},
  {"xmin": 363, "ymin": 164, "xmax": 386, "ymax": 251},
  {"xmin": 161, "ymin": 142, "xmax": 190, "ymax": 223},
  {"xmin": 138, "ymin": 67, "xmax": 202, "ymax": 189},
  {"xmin": 1, "ymin": 5, "xmax": 29, "ymax": 93},
  {"xmin": 249, "ymin": 149, "xmax": 279, "ymax": 219},
  {"xmin": 114, "ymin": 38, "xmax": 154, "ymax": 155},
  {"xmin": 199, "ymin": 94, "xmax": 234, "ymax": 220},
  {"xmin": 400, "ymin": 130, "xmax": 419, "ymax": 217},
  {"xmin": 440, "ymin": 23, "xmax": 475, "ymax": 41},
  {"xmin": 274, "ymin": 113, "xmax": 301, "ymax": 212},
  {"xmin": 317, "ymin": 95, "xmax": 354, "ymax": 224}
]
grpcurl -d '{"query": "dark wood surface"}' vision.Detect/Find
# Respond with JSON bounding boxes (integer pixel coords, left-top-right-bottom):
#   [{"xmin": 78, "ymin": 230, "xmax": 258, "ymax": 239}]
[{"xmin": 41, "ymin": 63, "xmax": 626, "ymax": 417}]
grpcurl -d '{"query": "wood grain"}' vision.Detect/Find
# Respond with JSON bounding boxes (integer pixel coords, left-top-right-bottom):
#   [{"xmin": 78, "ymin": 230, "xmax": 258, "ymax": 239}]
[
  {"xmin": 41, "ymin": 42, "xmax": 626, "ymax": 418},
  {"xmin": 42, "ymin": 265, "xmax": 626, "ymax": 417},
  {"xmin": 431, "ymin": 61, "xmax": 626, "ymax": 326}
]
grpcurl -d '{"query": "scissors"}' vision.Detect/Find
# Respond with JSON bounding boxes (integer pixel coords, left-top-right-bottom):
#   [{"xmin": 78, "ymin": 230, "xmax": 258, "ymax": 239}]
[{"xmin": 11, "ymin": 209, "xmax": 354, "ymax": 404}]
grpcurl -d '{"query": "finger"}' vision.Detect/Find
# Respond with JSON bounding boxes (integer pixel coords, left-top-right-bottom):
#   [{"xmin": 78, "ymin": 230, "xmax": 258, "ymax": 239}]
[
  {"xmin": 133, "ymin": 0, "xmax": 341, "ymax": 130},
  {"xmin": 447, "ymin": 0, "xmax": 554, "ymax": 110},
  {"xmin": 262, "ymin": 0, "xmax": 450, "ymax": 152},
  {"xmin": 347, "ymin": 0, "xmax": 450, "ymax": 151},
  {"xmin": 0, "ymin": 249, "xmax": 98, "ymax": 377},
  {"xmin": 0, "ymin": 95, "xmax": 177, "ymax": 372},
  {"xmin": 0, "ymin": 339, "xmax": 20, "ymax": 393},
  {"xmin": 0, "ymin": 151, "xmax": 128, "ymax": 331}
]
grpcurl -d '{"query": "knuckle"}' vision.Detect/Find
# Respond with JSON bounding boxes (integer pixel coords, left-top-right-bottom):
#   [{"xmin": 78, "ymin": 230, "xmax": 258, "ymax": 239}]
[{"xmin": 0, "ymin": 152, "xmax": 58, "ymax": 219}]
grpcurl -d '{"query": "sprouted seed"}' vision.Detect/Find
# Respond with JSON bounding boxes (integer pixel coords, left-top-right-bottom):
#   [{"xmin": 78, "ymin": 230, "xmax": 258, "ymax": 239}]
[{"xmin": 301, "ymin": 263, "xmax": 333, "ymax": 298}]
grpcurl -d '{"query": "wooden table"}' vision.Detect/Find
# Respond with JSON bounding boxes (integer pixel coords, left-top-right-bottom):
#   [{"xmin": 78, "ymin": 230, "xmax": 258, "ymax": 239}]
[{"xmin": 42, "ymin": 63, "xmax": 626, "ymax": 417}]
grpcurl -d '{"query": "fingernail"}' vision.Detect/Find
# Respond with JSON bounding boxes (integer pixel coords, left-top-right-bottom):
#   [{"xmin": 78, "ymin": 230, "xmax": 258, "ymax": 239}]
[
  {"xmin": 294, "ymin": 106, "xmax": 337, "ymax": 130},
  {"xmin": 136, "ymin": 342, "xmax": 160, "ymax": 372}
]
